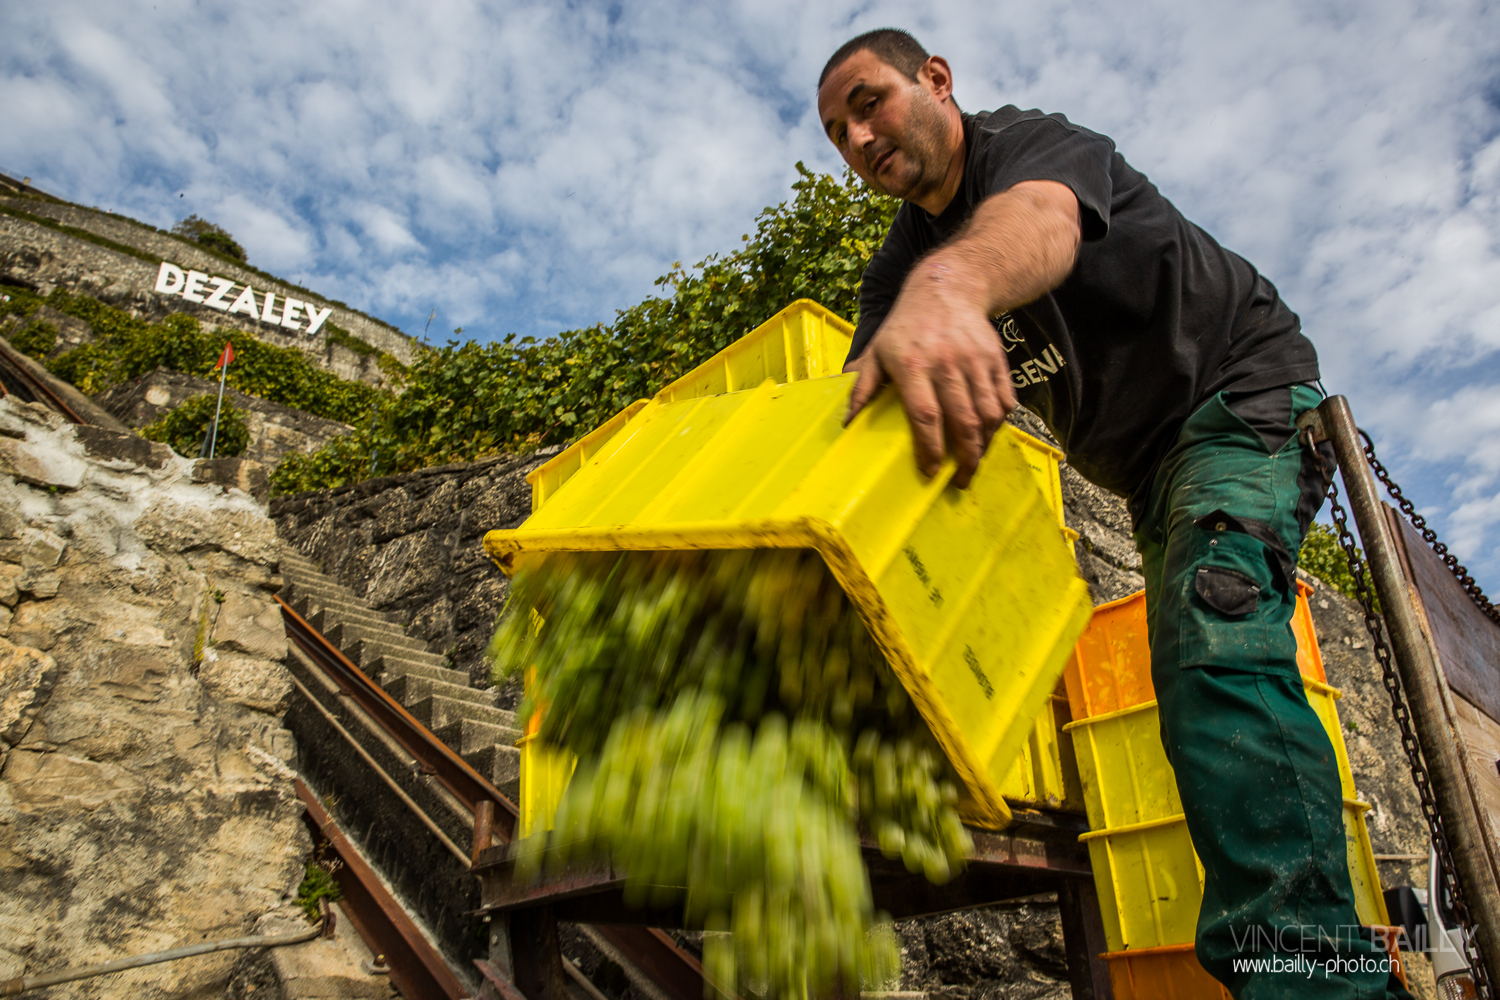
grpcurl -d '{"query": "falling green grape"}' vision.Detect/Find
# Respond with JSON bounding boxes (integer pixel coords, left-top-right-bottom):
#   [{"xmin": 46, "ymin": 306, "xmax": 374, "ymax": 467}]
[{"xmin": 487, "ymin": 549, "xmax": 972, "ymax": 997}]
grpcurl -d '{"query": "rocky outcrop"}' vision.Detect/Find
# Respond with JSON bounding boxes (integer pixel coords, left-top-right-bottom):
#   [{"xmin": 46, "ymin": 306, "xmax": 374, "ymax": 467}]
[
  {"xmin": 96, "ymin": 367, "xmax": 354, "ymax": 469},
  {"xmin": 0, "ymin": 395, "xmax": 310, "ymax": 996},
  {"xmin": 271, "ymin": 448, "xmax": 560, "ymax": 692}
]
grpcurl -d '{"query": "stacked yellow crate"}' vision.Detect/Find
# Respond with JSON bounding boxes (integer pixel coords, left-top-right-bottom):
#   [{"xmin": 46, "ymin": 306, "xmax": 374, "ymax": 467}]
[
  {"xmin": 500, "ymin": 300, "xmax": 1094, "ymax": 835},
  {"xmin": 1061, "ymin": 582, "xmax": 1390, "ymax": 997}
]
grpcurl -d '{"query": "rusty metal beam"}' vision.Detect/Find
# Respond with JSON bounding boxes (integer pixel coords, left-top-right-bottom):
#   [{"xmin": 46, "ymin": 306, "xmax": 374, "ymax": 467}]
[
  {"xmin": 0, "ymin": 336, "xmax": 84, "ymax": 424},
  {"xmin": 278, "ymin": 594, "xmax": 518, "ymax": 843},
  {"xmin": 1300, "ymin": 395, "xmax": 1500, "ymax": 989},
  {"xmin": 297, "ymin": 779, "xmax": 472, "ymax": 1000},
  {"xmin": 283, "ymin": 598, "xmax": 719, "ymax": 1000}
]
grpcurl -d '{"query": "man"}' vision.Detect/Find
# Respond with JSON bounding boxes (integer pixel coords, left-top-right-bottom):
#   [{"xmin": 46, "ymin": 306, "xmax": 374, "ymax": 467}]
[{"xmin": 817, "ymin": 29, "xmax": 1411, "ymax": 1000}]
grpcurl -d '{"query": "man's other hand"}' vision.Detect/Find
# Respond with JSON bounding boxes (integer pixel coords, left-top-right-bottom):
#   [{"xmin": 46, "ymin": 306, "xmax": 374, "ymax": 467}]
[{"xmin": 843, "ymin": 259, "xmax": 1017, "ymax": 489}]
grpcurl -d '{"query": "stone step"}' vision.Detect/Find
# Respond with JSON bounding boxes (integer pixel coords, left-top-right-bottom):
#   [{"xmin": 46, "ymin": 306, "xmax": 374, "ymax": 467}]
[
  {"xmin": 309, "ymin": 605, "xmax": 407, "ymax": 638},
  {"xmin": 409, "ymin": 694, "xmax": 522, "ymax": 736},
  {"xmin": 283, "ymin": 576, "xmax": 363, "ymax": 606},
  {"xmin": 340, "ymin": 635, "xmax": 437, "ymax": 672},
  {"xmin": 466, "ymin": 743, "xmax": 522, "ymax": 800},
  {"xmin": 368, "ymin": 654, "xmax": 465, "ymax": 684},
  {"xmin": 384, "ymin": 673, "xmax": 506, "ymax": 713},
  {"xmin": 433, "ymin": 718, "xmax": 523, "ymax": 757},
  {"xmin": 288, "ymin": 591, "xmax": 402, "ymax": 630},
  {"xmin": 322, "ymin": 620, "xmax": 431, "ymax": 656}
]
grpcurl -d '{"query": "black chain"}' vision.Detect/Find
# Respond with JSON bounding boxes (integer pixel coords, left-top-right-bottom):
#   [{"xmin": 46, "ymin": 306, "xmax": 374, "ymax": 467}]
[
  {"xmin": 1363, "ymin": 430, "xmax": 1500, "ymax": 626},
  {"xmin": 1323, "ymin": 472, "xmax": 1492, "ymax": 996}
]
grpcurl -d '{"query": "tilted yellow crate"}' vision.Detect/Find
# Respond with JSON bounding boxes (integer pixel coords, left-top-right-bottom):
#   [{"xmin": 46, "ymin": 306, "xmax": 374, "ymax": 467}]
[{"xmin": 487, "ymin": 306, "xmax": 1093, "ymax": 830}]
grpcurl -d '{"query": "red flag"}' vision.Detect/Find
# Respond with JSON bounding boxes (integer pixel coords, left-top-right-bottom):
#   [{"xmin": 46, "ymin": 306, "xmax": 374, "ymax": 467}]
[{"xmin": 216, "ymin": 342, "xmax": 235, "ymax": 370}]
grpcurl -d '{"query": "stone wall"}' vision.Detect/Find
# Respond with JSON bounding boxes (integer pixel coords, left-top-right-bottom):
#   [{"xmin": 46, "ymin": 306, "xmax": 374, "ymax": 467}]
[
  {"xmin": 0, "ymin": 204, "xmax": 411, "ymax": 385},
  {"xmin": 270, "ymin": 448, "xmax": 561, "ymax": 691},
  {"xmin": 97, "ymin": 367, "xmax": 353, "ymax": 468},
  {"xmin": 0, "ymin": 396, "xmax": 313, "ymax": 995}
]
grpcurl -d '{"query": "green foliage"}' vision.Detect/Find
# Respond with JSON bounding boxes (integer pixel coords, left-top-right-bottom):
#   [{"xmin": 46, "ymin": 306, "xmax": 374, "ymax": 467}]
[
  {"xmin": 10, "ymin": 320, "xmax": 56, "ymax": 359},
  {"xmin": 295, "ymin": 843, "xmax": 345, "ymax": 922},
  {"xmin": 323, "ymin": 321, "xmax": 379, "ymax": 356},
  {"xmin": 0, "ymin": 284, "xmax": 43, "ymax": 322},
  {"xmin": 39, "ymin": 289, "xmax": 383, "ymax": 422},
  {"xmin": 272, "ymin": 165, "xmax": 898, "ymax": 495},
  {"xmin": 1299, "ymin": 523, "xmax": 1377, "ymax": 608},
  {"xmin": 142, "ymin": 393, "xmax": 250, "ymax": 458},
  {"xmin": 172, "ymin": 213, "xmax": 247, "ymax": 262}
]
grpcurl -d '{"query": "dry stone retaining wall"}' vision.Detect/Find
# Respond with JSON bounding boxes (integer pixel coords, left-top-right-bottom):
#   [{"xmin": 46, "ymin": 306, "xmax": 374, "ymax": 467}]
[
  {"xmin": 0, "ymin": 203, "xmax": 410, "ymax": 385},
  {"xmin": 97, "ymin": 366, "xmax": 354, "ymax": 468},
  {"xmin": 0, "ymin": 395, "xmax": 317, "ymax": 996}
]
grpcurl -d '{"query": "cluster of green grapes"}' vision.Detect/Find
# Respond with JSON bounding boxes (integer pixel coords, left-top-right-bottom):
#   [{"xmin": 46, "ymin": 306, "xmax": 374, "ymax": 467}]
[{"xmin": 488, "ymin": 549, "xmax": 973, "ymax": 997}]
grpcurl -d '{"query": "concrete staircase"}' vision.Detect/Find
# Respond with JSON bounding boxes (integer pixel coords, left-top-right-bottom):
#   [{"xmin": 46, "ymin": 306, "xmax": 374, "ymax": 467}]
[{"xmin": 278, "ymin": 546, "xmax": 522, "ymax": 805}]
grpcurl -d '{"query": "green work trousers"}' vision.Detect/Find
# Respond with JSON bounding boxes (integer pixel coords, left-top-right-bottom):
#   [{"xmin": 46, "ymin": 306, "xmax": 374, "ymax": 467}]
[{"xmin": 1134, "ymin": 385, "xmax": 1412, "ymax": 1000}]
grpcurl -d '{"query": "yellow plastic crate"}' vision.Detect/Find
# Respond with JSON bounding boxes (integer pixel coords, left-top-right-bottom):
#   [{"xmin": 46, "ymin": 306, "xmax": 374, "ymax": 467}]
[
  {"xmin": 1065, "ymin": 700, "xmax": 1182, "ymax": 829},
  {"xmin": 488, "ymin": 365, "xmax": 1092, "ymax": 830},
  {"xmin": 528, "ymin": 299, "xmax": 1071, "ymax": 532},
  {"xmin": 1083, "ymin": 798, "xmax": 1386, "ymax": 952},
  {"xmin": 528, "ymin": 300, "xmax": 854, "ymax": 511},
  {"xmin": 515, "ymin": 733, "xmax": 576, "ymax": 840},
  {"xmin": 1344, "ymin": 798, "xmax": 1387, "ymax": 927},
  {"xmin": 999, "ymin": 692, "xmax": 1083, "ymax": 811},
  {"xmin": 1082, "ymin": 813, "xmax": 1205, "ymax": 951},
  {"xmin": 1065, "ymin": 677, "xmax": 1356, "ymax": 831}
]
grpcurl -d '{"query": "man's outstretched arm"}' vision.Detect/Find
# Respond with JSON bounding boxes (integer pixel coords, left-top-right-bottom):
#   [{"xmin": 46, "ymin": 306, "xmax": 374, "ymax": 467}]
[{"xmin": 845, "ymin": 179, "xmax": 1082, "ymax": 488}]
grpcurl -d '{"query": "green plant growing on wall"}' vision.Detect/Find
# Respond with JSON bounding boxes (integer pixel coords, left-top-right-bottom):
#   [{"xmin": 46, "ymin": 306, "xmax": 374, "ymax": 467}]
[
  {"xmin": 143, "ymin": 394, "xmax": 251, "ymax": 458},
  {"xmin": 323, "ymin": 322, "xmax": 380, "ymax": 356},
  {"xmin": 171, "ymin": 213, "xmax": 248, "ymax": 262},
  {"xmin": 9, "ymin": 320, "xmax": 57, "ymax": 359},
  {"xmin": 1298, "ymin": 522, "xmax": 1378, "ymax": 609},
  {"xmin": 38, "ymin": 290, "xmax": 386, "ymax": 422},
  {"xmin": 295, "ymin": 841, "xmax": 345, "ymax": 922}
]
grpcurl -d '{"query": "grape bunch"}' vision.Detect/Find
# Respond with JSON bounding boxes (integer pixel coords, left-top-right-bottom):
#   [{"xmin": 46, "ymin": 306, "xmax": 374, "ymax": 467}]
[{"xmin": 488, "ymin": 549, "xmax": 973, "ymax": 997}]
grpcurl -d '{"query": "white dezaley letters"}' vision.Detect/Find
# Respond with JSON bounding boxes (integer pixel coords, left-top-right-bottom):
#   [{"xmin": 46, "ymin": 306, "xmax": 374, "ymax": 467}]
[
  {"xmin": 149, "ymin": 259, "xmax": 336, "ymax": 336},
  {"xmin": 203, "ymin": 277, "xmax": 236, "ymax": 311},
  {"xmin": 304, "ymin": 305, "xmax": 332, "ymax": 335},
  {"xmin": 226, "ymin": 286, "xmax": 259, "ymax": 317},
  {"xmin": 154, "ymin": 262, "xmax": 186, "ymax": 294}
]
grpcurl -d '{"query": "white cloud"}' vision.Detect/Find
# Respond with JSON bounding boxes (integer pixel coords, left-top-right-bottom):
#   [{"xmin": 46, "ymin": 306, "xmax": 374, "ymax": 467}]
[{"xmin": 1, "ymin": 0, "xmax": 1498, "ymax": 588}]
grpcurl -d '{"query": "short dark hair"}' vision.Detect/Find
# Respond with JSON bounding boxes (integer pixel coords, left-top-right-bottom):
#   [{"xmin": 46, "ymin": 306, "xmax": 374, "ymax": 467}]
[{"xmin": 819, "ymin": 29, "xmax": 930, "ymax": 89}]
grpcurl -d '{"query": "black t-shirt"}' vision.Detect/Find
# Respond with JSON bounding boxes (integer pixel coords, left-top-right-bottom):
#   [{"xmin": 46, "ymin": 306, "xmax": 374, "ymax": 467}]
[{"xmin": 849, "ymin": 108, "xmax": 1320, "ymax": 521}]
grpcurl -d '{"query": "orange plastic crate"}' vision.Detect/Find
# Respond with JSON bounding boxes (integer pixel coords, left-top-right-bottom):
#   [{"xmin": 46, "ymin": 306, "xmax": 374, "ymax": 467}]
[{"xmin": 1064, "ymin": 580, "xmax": 1326, "ymax": 718}]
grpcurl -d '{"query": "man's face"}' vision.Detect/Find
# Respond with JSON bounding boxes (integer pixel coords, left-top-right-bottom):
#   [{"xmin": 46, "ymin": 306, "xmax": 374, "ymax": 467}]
[{"xmin": 817, "ymin": 49, "xmax": 954, "ymax": 202}]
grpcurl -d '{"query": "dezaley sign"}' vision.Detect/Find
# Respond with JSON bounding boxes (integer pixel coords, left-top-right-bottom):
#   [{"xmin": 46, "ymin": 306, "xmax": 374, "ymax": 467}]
[{"xmin": 153, "ymin": 262, "xmax": 332, "ymax": 336}]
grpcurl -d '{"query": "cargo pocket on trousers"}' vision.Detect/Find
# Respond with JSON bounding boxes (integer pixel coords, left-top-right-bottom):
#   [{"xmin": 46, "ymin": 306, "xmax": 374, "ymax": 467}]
[{"xmin": 1176, "ymin": 517, "xmax": 1281, "ymax": 671}]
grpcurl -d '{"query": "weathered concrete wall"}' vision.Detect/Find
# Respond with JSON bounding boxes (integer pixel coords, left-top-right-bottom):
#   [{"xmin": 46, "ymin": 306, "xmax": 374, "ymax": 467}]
[
  {"xmin": 96, "ymin": 367, "xmax": 353, "ymax": 468},
  {"xmin": 0, "ymin": 204, "xmax": 412, "ymax": 384},
  {"xmin": 0, "ymin": 396, "xmax": 312, "ymax": 996},
  {"xmin": 270, "ymin": 448, "xmax": 560, "ymax": 691}
]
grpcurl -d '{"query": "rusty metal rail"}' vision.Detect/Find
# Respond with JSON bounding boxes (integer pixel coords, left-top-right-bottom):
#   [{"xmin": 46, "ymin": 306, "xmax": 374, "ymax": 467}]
[
  {"xmin": 277, "ymin": 594, "xmax": 518, "ymax": 844},
  {"xmin": 279, "ymin": 594, "xmax": 722, "ymax": 1000},
  {"xmin": 298, "ymin": 779, "xmax": 472, "ymax": 999},
  {"xmin": 0, "ymin": 336, "xmax": 84, "ymax": 424}
]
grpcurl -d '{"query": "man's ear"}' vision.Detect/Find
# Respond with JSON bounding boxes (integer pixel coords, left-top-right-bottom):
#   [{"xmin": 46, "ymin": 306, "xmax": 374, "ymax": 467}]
[{"xmin": 918, "ymin": 56, "xmax": 954, "ymax": 104}]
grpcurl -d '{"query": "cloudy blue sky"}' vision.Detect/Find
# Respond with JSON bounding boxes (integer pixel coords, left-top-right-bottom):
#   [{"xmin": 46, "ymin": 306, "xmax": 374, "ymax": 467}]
[{"xmin": 2, "ymin": 0, "xmax": 1498, "ymax": 589}]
